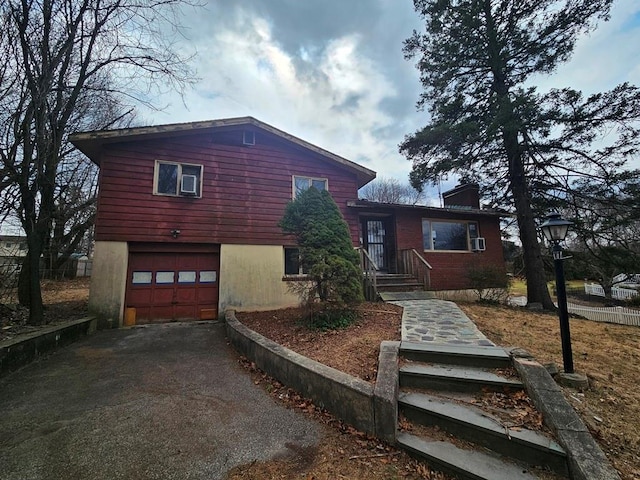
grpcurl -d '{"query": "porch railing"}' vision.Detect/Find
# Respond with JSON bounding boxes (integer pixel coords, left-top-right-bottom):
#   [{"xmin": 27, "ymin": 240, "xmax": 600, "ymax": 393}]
[
  {"xmin": 356, "ymin": 247, "xmax": 379, "ymax": 301},
  {"xmin": 398, "ymin": 249, "xmax": 432, "ymax": 291}
]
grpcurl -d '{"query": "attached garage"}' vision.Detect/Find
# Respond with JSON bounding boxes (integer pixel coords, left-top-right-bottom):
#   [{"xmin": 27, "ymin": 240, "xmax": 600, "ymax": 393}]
[{"xmin": 125, "ymin": 244, "xmax": 220, "ymax": 323}]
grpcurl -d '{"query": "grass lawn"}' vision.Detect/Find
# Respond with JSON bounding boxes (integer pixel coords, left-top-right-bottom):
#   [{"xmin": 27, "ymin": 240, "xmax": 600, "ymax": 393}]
[{"xmin": 509, "ymin": 278, "xmax": 586, "ymax": 297}]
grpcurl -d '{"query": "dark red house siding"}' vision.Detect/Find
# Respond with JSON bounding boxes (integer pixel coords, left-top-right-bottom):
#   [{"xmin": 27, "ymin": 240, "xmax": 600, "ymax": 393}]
[
  {"xmin": 394, "ymin": 209, "xmax": 505, "ymax": 291},
  {"xmin": 94, "ymin": 132, "xmax": 361, "ymax": 245}
]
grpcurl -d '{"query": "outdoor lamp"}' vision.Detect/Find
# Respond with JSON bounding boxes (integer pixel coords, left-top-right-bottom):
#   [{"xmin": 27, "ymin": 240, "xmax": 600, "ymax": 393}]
[
  {"xmin": 540, "ymin": 212, "xmax": 572, "ymax": 246},
  {"xmin": 539, "ymin": 212, "xmax": 575, "ymax": 374}
]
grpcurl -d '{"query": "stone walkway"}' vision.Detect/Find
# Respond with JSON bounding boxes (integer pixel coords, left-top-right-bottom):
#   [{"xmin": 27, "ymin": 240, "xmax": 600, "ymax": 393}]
[{"xmin": 390, "ymin": 299, "xmax": 495, "ymax": 346}]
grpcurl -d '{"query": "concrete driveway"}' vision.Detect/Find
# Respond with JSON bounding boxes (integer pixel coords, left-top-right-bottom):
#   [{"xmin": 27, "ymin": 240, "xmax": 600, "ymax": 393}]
[{"xmin": 0, "ymin": 322, "xmax": 320, "ymax": 480}]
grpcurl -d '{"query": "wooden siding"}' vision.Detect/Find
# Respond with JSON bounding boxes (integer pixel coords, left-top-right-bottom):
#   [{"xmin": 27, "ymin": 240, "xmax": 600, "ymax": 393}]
[
  {"xmin": 394, "ymin": 209, "xmax": 505, "ymax": 291},
  {"xmin": 95, "ymin": 133, "xmax": 361, "ymax": 245}
]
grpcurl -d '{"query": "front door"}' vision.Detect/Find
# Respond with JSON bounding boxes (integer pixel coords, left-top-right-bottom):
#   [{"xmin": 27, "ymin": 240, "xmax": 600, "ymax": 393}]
[{"xmin": 364, "ymin": 219, "xmax": 387, "ymax": 270}]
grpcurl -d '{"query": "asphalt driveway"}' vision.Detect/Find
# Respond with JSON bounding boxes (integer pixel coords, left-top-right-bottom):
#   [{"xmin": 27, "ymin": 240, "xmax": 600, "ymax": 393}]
[{"xmin": 0, "ymin": 322, "xmax": 320, "ymax": 480}]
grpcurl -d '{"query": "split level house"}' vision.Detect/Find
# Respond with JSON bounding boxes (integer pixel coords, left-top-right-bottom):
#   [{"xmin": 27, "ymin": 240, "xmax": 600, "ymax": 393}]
[{"xmin": 70, "ymin": 117, "xmax": 506, "ymax": 326}]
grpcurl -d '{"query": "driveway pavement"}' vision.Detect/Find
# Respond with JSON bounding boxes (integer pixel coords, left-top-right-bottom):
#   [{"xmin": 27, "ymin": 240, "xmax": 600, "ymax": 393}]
[{"xmin": 0, "ymin": 322, "xmax": 320, "ymax": 480}]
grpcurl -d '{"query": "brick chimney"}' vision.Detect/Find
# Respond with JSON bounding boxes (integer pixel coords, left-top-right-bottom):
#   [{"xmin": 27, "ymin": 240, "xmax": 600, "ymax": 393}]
[{"xmin": 442, "ymin": 183, "xmax": 480, "ymax": 209}]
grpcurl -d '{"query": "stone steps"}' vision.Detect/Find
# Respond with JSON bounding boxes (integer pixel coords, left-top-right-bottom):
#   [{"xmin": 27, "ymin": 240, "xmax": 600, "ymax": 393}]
[
  {"xmin": 400, "ymin": 363, "xmax": 524, "ymax": 393},
  {"xmin": 396, "ymin": 343, "xmax": 569, "ymax": 479},
  {"xmin": 397, "ymin": 431, "xmax": 543, "ymax": 480},
  {"xmin": 400, "ymin": 341, "xmax": 512, "ymax": 368},
  {"xmin": 399, "ymin": 392, "xmax": 568, "ymax": 476}
]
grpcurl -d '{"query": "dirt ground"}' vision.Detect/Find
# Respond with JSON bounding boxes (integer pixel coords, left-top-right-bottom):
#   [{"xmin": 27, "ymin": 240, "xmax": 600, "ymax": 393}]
[
  {"xmin": 0, "ymin": 278, "xmax": 90, "ymax": 341},
  {"xmin": 6, "ymin": 281, "xmax": 640, "ymax": 479},
  {"xmin": 237, "ymin": 303, "xmax": 404, "ymax": 382}
]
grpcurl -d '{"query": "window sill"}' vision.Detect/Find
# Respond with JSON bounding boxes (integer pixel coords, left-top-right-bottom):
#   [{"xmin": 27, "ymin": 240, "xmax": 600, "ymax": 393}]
[
  {"xmin": 423, "ymin": 250, "xmax": 474, "ymax": 254},
  {"xmin": 153, "ymin": 192, "xmax": 202, "ymax": 199},
  {"xmin": 282, "ymin": 275, "xmax": 311, "ymax": 282}
]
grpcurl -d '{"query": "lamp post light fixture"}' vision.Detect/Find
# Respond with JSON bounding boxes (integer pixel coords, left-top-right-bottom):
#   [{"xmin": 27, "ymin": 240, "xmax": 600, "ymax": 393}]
[{"xmin": 540, "ymin": 212, "xmax": 574, "ymax": 374}]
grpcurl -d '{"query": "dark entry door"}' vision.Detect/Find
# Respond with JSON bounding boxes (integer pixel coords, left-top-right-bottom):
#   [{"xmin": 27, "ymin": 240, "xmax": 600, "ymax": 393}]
[{"xmin": 364, "ymin": 219, "xmax": 386, "ymax": 270}]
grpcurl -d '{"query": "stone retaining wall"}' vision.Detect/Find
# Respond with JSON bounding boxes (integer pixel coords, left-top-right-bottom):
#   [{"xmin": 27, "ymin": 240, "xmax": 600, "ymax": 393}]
[
  {"xmin": 225, "ymin": 310, "xmax": 398, "ymax": 441},
  {"xmin": 0, "ymin": 317, "xmax": 97, "ymax": 377}
]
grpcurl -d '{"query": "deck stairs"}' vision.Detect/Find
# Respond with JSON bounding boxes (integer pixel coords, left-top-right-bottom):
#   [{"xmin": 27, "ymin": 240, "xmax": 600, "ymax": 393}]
[
  {"xmin": 375, "ymin": 273, "xmax": 425, "ymax": 294},
  {"xmin": 396, "ymin": 342, "xmax": 569, "ymax": 480}
]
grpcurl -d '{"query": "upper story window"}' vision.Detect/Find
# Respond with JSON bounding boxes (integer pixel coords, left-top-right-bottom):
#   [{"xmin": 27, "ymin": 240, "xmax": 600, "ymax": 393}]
[
  {"xmin": 292, "ymin": 175, "xmax": 328, "ymax": 199},
  {"xmin": 154, "ymin": 160, "xmax": 203, "ymax": 197},
  {"xmin": 422, "ymin": 219, "xmax": 479, "ymax": 251}
]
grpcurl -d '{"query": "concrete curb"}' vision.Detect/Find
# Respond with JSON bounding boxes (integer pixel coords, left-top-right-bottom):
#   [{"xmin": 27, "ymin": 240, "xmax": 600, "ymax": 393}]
[
  {"xmin": 0, "ymin": 316, "xmax": 97, "ymax": 378},
  {"xmin": 225, "ymin": 310, "xmax": 398, "ymax": 440},
  {"xmin": 374, "ymin": 341, "xmax": 400, "ymax": 443},
  {"xmin": 512, "ymin": 353, "xmax": 621, "ymax": 480}
]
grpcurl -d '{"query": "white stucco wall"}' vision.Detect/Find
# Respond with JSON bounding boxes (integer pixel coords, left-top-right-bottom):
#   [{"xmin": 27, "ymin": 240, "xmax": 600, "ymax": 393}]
[
  {"xmin": 219, "ymin": 244, "xmax": 302, "ymax": 312},
  {"xmin": 88, "ymin": 241, "xmax": 128, "ymax": 326}
]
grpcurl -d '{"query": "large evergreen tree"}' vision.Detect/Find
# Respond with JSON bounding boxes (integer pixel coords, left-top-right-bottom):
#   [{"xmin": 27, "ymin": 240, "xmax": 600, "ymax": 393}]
[{"xmin": 401, "ymin": 0, "xmax": 640, "ymax": 310}]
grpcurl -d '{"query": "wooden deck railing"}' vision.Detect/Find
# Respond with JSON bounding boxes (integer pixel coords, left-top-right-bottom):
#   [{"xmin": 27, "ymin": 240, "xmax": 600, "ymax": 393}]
[
  {"xmin": 356, "ymin": 247, "xmax": 379, "ymax": 301},
  {"xmin": 398, "ymin": 249, "xmax": 432, "ymax": 291}
]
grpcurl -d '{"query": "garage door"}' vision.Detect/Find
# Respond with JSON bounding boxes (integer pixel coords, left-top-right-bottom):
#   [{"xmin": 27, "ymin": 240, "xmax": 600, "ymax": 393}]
[{"xmin": 126, "ymin": 248, "xmax": 219, "ymax": 323}]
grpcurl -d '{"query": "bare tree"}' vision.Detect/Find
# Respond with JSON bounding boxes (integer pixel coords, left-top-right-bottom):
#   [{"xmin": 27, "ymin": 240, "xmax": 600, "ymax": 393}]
[
  {"xmin": 0, "ymin": 0, "xmax": 199, "ymax": 324},
  {"xmin": 359, "ymin": 177, "xmax": 425, "ymax": 205},
  {"xmin": 563, "ymin": 174, "xmax": 640, "ymax": 299}
]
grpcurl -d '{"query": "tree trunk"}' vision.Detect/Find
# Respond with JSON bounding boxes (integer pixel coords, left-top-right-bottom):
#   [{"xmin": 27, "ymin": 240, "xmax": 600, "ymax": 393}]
[
  {"xmin": 513, "ymin": 184, "xmax": 556, "ymax": 310},
  {"xmin": 499, "ymin": 104, "xmax": 555, "ymax": 310},
  {"xmin": 481, "ymin": 2, "xmax": 555, "ymax": 311},
  {"xmin": 17, "ymin": 244, "xmax": 44, "ymax": 325},
  {"xmin": 18, "ymin": 184, "xmax": 47, "ymax": 325}
]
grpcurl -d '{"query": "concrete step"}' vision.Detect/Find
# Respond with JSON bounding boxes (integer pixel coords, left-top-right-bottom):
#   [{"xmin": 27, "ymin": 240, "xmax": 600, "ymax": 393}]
[
  {"xmin": 378, "ymin": 291, "xmax": 436, "ymax": 301},
  {"xmin": 397, "ymin": 431, "xmax": 544, "ymax": 480},
  {"xmin": 377, "ymin": 283, "xmax": 425, "ymax": 292},
  {"xmin": 399, "ymin": 393, "xmax": 568, "ymax": 476},
  {"xmin": 400, "ymin": 341, "xmax": 512, "ymax": 369},
  {"xmin": 375, "ymin": 273, "xmax": 417, "ymax": 283},
  {"xmin": 400, "ymin": 363, "xmax": 523, "ymax": 393}
]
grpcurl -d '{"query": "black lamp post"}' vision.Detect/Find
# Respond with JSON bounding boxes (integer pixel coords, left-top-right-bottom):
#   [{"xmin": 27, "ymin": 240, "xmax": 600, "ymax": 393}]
[{"xmin": 540, "ymin": 212, "xmax": 574, "ymax": 374}]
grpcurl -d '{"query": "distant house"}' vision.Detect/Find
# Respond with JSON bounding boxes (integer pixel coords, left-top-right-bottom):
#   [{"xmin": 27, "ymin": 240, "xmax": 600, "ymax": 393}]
[
  {"xmin": 70, "ymin": 117, "xmax": 506, "ymax": 326},
  {"xmin": 0, "ymin": 235, "xmax": 27, "ymax": 282}
]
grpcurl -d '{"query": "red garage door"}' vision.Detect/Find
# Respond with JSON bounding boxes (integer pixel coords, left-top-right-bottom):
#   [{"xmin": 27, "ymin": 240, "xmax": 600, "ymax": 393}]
[{"xmin": 126, "ymin": 246, "xmax": 219, "ymax": 323}]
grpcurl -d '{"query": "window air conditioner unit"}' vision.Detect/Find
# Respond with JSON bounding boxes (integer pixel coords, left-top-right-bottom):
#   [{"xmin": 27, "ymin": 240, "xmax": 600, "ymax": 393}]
[
  {"xmin": 180, "ymin": 174, "xmax": 198, "ymax": 195},
  {"xmin": 242, "ymin": 131, "xmax": 256, "ymax": 146},
  {"xmin": 471, "ymin": 237, "xmax": 486, "ymax": 251}
]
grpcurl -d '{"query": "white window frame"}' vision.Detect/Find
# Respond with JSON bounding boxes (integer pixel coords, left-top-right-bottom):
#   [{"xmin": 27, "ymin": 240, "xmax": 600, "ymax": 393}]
[
  {"xmin": 422, "ymin": 219, "xmax": 479, "ymax": 252},
  {"xmin": 292, "ymin": 175, "xmax": 328, "ymax": 199},
  {"xmin": 153, "ymin": 160, "xmax": 204, "ymax": 198}
]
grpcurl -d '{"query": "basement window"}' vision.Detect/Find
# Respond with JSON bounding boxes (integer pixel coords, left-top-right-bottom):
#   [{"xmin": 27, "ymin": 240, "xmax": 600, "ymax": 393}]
[{"xmin": 284, "ymin": 247, "xmax": 309, "ymax": 276}]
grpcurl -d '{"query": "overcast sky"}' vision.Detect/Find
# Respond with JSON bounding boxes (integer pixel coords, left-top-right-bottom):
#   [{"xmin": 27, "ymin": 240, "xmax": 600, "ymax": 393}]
[{"xmin": 143, "ymin": 0, "xmax": 640, "ymax": 203}]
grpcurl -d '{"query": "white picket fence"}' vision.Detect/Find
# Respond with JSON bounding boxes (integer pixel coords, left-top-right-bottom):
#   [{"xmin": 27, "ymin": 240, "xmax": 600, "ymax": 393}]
[
  {"xmin": 567, "ymin": 302, "xmax": 640, "ymax": 327},
  {"xmin": 584, "ymin": 283, "xmax": 638, "ymax": 301}
]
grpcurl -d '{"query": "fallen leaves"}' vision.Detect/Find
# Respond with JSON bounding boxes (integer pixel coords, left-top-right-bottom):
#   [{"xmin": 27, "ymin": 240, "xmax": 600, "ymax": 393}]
[{"xmin": 475, "ymin": 388, "xmax": 545, "ymax": 431}]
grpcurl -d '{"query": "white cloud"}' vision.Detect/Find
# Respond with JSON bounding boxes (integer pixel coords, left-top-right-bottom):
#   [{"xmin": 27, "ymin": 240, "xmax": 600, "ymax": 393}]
[
  {"xmin": 145, "ymin": 0, "xmax": 640, "ymax": 195},
  {"xmin": 151, "ymin": 11, "xmax": 414, "ymax": 181}
]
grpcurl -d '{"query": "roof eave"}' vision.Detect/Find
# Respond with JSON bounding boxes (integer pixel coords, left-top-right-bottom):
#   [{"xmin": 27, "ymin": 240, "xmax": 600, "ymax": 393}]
[
  {"xmin": 69, "ymin": 116, "xmax": 377, "ymax": 187},
  {"xmin": 347, "ymin": 200, "xmax": 513, "ymax": 218}
]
